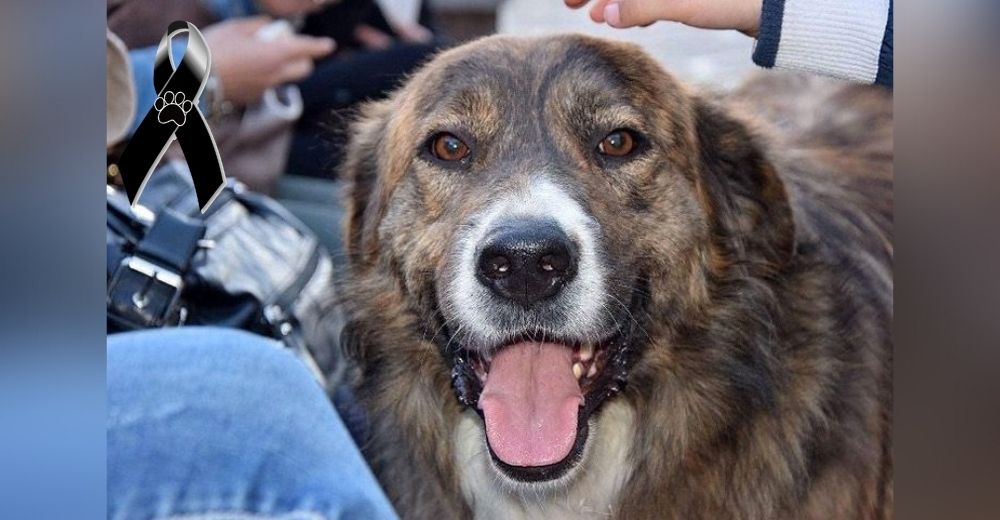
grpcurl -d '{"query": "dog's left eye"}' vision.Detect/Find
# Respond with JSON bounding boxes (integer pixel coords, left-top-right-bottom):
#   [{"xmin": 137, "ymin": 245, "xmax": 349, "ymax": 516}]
[
  {"xmin": 597, "ymin": 129, "xmax": 637, "ymax": 158},
  {"xmin": 430, "ymin": 133, "xmax": 470, "ymax": 162}
]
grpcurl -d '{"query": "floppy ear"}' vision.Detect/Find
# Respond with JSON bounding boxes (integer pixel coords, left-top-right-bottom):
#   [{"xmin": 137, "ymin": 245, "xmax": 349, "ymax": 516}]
[
  {"xmin": 340, "ymin": 100, "xmax": 392, "ymax": 265},
  {"xmin": 693, "ymin": 100, "xmax": 795, "ymax": 272}
]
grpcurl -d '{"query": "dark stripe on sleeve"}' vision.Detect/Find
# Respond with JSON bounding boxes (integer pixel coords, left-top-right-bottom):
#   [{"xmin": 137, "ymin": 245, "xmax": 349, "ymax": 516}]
[
  {"xmin": 875, "ymin": 0, "xmax": 893, "ymax": 87},
  {"xmin": 752, "ymin": 0, "xmax": 786, "ymax": 68}
]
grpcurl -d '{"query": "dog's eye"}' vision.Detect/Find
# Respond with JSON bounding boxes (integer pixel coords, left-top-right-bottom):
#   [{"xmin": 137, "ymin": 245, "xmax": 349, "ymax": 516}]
[
  {"xmin": 430, "ymin": 133, "xmax": 470, "ymax": 162},
  {"xmin": 597, "ymin": 130, "xmax": 637, "ymax": 157}
]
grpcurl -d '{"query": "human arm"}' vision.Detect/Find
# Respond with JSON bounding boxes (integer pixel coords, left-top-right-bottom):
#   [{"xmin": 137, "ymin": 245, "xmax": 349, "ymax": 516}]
[{"xmin": 565, "ymin": 0, "xmax": 893, "ymax": 87}]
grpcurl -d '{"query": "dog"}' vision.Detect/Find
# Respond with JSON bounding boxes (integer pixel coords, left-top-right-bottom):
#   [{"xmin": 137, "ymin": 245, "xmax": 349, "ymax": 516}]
[{"xmin": 336, "ymin": 34, "xmax": 892, "ymax": 519}]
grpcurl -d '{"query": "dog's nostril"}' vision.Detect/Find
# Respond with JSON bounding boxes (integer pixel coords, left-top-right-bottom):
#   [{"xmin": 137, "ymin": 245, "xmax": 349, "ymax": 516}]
[
  {"xmin": 482, "ymin": 254, "xmax": 511, "ymax": 278},
  {"xmin": 539, "ymin": 252, "xmax": 569, "ymax": 274},
  {"xmin": 475, "ymin": 219, "xmax": 578, "ymax": 308}
]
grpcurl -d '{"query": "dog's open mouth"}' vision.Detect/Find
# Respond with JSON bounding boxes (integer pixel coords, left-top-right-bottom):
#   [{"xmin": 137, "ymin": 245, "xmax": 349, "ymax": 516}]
[
  {"xmin": 475, "ymin": 337, "xmax": 611, "ymax": 474},
  {"xmin": 448, "ymin": 317, "xmax": 644, "ymax": 481}
]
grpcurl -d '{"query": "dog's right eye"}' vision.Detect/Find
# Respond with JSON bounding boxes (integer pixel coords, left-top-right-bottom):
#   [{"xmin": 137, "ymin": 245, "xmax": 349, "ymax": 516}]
[
  {"xmin": 597, "ymin": 129, "xmax": 637, "ymax": 158},
  {"xmin": 430, "ymin": 133, "xmax": 470, "ymax": 162}
]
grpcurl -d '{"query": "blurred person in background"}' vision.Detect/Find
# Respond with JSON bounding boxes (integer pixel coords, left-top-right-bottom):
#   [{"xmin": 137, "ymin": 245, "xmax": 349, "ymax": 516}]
[
  {"xmin": 108, "ymin": 0, "xmax": 446, "ymax": 255},
  {"xmin": 192, "ymin": 0, "xmax": 446, "ymax": 179},
  {"xmin": 109, "ymin": 0, "xmax": 335, "ymax": 194},
  {"xmin": 110, "ymin": 0, "xmax": 445, "ymax": 187},
  {"xmin": 566, "ymin": 0, "xmax": 893, "ymax": 88}
]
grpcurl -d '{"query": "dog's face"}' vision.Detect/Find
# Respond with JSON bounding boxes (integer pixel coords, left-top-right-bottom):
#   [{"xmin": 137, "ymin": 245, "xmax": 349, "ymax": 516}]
[{"xmin": 343, "ymin": 35, "xmax": 793, "ymax": 491}]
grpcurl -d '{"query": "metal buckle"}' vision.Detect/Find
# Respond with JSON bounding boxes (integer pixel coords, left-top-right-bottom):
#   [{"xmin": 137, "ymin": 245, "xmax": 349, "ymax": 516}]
[{"xmin": 108, "ymin": 256, "xmax": 184, "ymax": 329}]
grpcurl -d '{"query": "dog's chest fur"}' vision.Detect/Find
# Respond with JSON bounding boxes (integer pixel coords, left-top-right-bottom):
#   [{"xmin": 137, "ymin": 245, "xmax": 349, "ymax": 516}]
[{"xmin": 453, "ymin": 401, "xmax": 636, "ymax": 519}]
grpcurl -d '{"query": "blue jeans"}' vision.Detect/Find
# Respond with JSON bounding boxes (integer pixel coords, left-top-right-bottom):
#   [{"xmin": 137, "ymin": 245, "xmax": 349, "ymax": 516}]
[{"xmin": 107, "ymin": 327, "xmax": 397, "ymax": 520}]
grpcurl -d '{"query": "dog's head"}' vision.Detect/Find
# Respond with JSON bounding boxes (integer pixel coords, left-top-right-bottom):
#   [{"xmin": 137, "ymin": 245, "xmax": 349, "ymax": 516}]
[{"xmin": 341, "ymin": 35, "xmax": 793, "ymax": 487}]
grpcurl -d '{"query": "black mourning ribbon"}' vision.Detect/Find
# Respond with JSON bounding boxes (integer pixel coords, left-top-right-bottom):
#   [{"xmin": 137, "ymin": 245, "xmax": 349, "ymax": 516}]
[{"xmin": 118, "ymin": 21, "xmax": 225, "ymax": 212}]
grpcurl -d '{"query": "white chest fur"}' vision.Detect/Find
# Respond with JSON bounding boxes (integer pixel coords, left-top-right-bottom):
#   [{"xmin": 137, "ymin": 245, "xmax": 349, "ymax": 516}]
[{"xmin": 453, "ymin": 401, "xmax": 635, "ymax": 520}]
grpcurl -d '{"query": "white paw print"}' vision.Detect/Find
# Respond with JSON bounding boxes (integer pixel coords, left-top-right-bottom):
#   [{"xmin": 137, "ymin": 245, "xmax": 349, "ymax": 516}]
[{"xmin": 154, "ymin": 91, "xmax": 194, "ymax": 126}]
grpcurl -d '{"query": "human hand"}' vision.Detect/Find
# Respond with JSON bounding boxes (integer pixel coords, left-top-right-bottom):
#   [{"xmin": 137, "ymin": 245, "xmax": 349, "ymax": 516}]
[
  {"xmin": 393, "ymin": 22, "xmax": 434, "ymax": 44},
  {"xmin": 564, "ymin": 0, "xmax": 763, "ymax": 37},
  {"xmin": 204, "ymin": 17, "xmax": 335, "ymax": 106}
]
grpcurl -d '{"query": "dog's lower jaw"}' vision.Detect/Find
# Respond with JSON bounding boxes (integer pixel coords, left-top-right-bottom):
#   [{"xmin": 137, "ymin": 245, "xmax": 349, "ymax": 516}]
[{"xmin": 453, "ymin": 400, "xmax": 636, "ymax": 520}]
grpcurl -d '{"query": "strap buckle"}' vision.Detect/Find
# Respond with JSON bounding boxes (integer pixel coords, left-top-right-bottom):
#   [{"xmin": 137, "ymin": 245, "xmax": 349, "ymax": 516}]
[{"xmin": 107, "ymin": 256, "xmax": 185, "ymax": 329}]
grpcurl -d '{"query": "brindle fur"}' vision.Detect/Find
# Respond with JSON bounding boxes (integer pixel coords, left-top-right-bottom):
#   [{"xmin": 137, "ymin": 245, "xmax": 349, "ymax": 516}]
[{"xmin": 336, "ymin": 34, "xmax": 892, "ymax": 519}]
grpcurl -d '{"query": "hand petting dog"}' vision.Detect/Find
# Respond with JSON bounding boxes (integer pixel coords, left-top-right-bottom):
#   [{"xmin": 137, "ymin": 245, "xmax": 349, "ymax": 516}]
[{"xmin": 565, "ymin": 0, "xmax": 763, "ymax": 36}]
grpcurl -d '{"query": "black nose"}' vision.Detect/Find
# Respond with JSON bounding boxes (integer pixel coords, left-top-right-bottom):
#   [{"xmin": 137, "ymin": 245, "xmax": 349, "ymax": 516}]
[{"xmin": 476, "ymin": 219, "xmax": 578, "ymax": 308}]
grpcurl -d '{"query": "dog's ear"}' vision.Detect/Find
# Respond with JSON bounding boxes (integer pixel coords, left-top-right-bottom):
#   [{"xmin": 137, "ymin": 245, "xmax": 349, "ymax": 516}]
[
  {"xmin": 340, "ymin": 100, "xmax": 393, "ymax": 265},
  {"xmin": 693, "ymin": 100, "xmax": 795, "ymax": 272}
]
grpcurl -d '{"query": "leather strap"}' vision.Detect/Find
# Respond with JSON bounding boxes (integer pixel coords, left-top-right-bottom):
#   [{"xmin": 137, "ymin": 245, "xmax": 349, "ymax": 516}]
[
  {"xmin": 107, "ymin": 208, "xmax": 206, "ymax": 330},
  {"xmin": 135, "ymin": 209, "xmax": 206, "ymax": 272}
]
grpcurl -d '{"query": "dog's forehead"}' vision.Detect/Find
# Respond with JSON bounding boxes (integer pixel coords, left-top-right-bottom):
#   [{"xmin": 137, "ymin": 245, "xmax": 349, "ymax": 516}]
[{"xmin": 411, "ymin": 36, "xmax": 644, "ymax": 117}]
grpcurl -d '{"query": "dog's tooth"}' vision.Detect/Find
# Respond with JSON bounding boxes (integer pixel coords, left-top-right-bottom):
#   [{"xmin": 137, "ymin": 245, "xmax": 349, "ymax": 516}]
[
  {"xmin": 573, "ymin": 362, "xmax": 584, "ymax": 379},
  {"xmin": 587, "ymin": 363, "xmax": 598, "ymax": 378},
  {"xmin": 579, "ymin": 343, "xmax": 594, "ymax": 361}
]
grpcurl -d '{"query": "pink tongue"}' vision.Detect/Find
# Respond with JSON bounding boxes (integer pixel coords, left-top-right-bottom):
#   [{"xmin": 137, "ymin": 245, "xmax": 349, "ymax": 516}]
[{"xmin": 478, "ymin": 342, "xmax": 583, "ymax": 467}]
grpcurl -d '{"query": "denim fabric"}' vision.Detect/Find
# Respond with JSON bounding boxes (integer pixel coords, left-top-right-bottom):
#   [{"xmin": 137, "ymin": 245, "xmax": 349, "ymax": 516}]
[{"xmin": 107, "ymin": 327, "xmax": 397, "ymax": 520}]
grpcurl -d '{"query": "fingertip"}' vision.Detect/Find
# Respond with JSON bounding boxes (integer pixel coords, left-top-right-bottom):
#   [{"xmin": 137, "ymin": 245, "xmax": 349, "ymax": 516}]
[
  {"xmin": 589, "ymin": 0, "xmax": 607, "ymax": 22},
  {"xmin": 315, "ymin": 37, "xmax": 336, "ymax": 56},
  {"xmin": 604, "ymin": 1, "xmax": 622, "ymax": 27}
]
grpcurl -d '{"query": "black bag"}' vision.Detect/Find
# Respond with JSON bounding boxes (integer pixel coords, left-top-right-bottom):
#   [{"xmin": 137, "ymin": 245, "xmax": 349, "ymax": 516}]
[{"xmin": 106, "ymin": 161, "xmax": 343, "ymax": 386}]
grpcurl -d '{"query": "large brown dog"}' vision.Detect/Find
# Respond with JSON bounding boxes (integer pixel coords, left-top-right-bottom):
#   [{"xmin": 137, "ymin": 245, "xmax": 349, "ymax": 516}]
[{"xmin": 337, "ymin": 34, "xmax": 892, "ymax": 519}]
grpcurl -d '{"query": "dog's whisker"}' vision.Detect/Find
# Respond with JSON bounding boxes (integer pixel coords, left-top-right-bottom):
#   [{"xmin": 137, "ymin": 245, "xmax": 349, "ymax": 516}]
[{"xmin": 606, "ymin": 292, "xmax": 653, "ymax": 345}]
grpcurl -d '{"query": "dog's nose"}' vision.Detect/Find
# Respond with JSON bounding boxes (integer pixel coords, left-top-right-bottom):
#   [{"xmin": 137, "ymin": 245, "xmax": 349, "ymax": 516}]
[{"xmin": 476, "ymin": 219, "xmax": 578, "ymax": 307}]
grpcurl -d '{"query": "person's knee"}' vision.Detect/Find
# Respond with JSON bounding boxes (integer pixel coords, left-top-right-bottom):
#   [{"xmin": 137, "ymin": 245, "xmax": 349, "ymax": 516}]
[
  {"xmin": 109, "ymin": 327, "xmax": 296, "ymax": 378},
  {"xmin": 107, "ymin": 327, "xmax": 396, "ymax": 519},
  {"xmin": 107, "ymin": 327, "xmax": 323, "ymax": 418}
]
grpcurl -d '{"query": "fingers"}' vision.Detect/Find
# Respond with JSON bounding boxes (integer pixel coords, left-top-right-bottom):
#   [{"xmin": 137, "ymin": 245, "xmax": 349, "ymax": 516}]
[
  {"xmin": 280, "ymin": 35, "xmax": 336, "ymax": 59},
  {"xmin": 587, "ymin": 0, "xmax": 615, "ymax": 22},
  {"xmin": 587, "ymin": 0, "xmax": 690, "ymax": 28},
  {"xmin": 272, "ymin": 35, "xmax": 333, "ymax": 82},
  {"xmin": 301, "ymin": 36, "xmax": 336, "ymax": 58},
  {"xmin": 564, "ymin": 0, "xmax": 590, "ymax": 8},
  {"xmin": 260, "ymin": 35, "xmax": 333, "ymax": 85},
  {"xmin": 276, "ymin": 58, "xmax": 315, "ymax": 83},
  {"xmin": 393, "ymin": 22, "xmax": 433, "ymax": 44}
]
